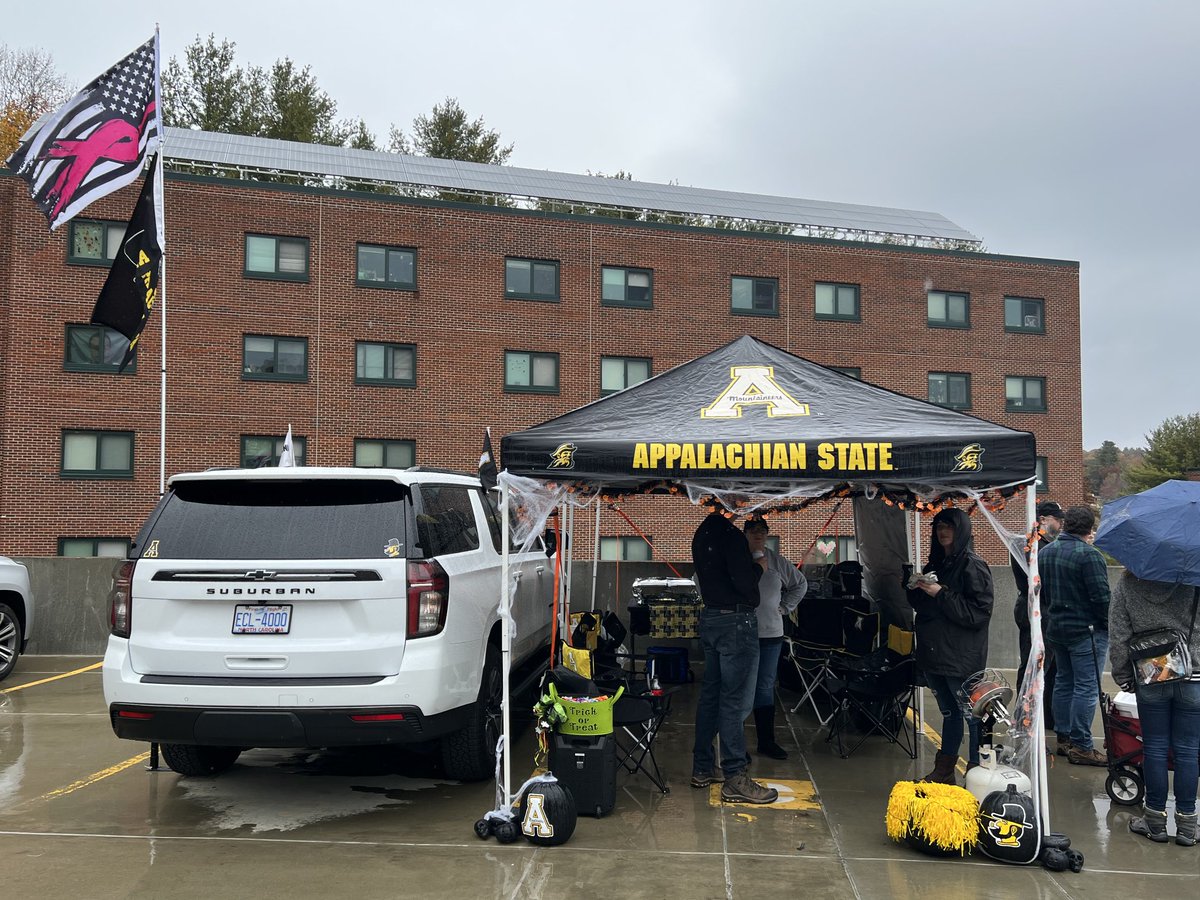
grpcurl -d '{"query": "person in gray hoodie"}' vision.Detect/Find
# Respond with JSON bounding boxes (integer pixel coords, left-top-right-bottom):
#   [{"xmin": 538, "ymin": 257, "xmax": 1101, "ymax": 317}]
[{"xmin": 1109, "ymin": 570, "xmax": 1200, "ymax": 847}]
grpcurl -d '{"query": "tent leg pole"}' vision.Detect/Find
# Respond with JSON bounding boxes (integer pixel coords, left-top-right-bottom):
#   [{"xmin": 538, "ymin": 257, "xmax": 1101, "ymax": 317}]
[
  {"xmin": 1026, "ymin": 484, "xmax": 1051, "ymax": 831},
  {"xmin": 590, "ymin": 499, "xmax": 601, "ymax": 611},
  {"xmin": 500, "ymin": 484, "xmax": 513, "ymax": 811}
]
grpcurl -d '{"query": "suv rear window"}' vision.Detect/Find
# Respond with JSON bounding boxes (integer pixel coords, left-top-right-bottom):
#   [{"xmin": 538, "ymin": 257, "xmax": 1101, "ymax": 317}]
[
  {"xmin": 139, "ymin": 479, "xmax": 410, "ymax": 559},
  {"xmin": 412, "ymin": 484, "xmax": 480, "ymax": 557}
]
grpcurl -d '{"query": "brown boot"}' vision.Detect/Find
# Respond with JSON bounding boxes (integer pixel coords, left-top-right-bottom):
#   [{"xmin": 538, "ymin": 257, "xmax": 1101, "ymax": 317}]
[{"xmin": 920, "ymin": 752, "xmax": 959, "ymax": 785}]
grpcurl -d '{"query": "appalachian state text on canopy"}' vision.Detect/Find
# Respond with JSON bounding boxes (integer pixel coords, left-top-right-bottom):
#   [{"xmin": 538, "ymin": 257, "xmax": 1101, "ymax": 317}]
[{"xmin": 632, "ymin": 441, "xmax": 894, "ymax": 472}]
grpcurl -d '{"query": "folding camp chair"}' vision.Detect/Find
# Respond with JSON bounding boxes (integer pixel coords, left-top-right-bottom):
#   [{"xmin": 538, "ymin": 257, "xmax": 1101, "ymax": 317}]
[
  {"xmin": 612, "ymin": 684, "xmax": 674, "ymax": 794},
  {"xmin": 824, "ymin": 625, "xmax": 918, "ymax": 759},
  {"xmin": 785, "ymin": 593, "xmax": 874, "ymax": 724}
]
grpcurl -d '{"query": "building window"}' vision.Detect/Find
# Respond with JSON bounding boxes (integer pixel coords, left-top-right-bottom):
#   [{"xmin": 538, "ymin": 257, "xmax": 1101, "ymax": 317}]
[
  {"xmin": 243, "ymin": 335, "xmax": 308, "ymax": 381},
  {"xmin": 356, "ymin": 341, "xmax": 415, "ymax": 386},
  {"xmin": 1035, "ymin": 456, "xmax": 1048, "ymax": 493},
  {"xmin": 61, "ymin": 430, "xmax": 133, "ymax": 478},
  {"xmin": 505, "ymin": 257, "xmax": 559, "ymax": 301},
  {"xmin": 1005, "ymin": 296, "xmax": 1045, "ymax": 333},
  {"xmin": 927, "ymin": 290, "xmax": 970, "ymax": 329},
  {"xmin": 600, "ymin": 356, "xmax": 651, "ymax": 395},
  {"xmin": 59, "ymin": 538, "xmax": 130, "ymax": 558},
  {"xmin": 600, "ymin": 536, "xmax": 652, "ymax": 561},
  {"xmin": 830, "ymin": 366, "xmax": 861, "ymax": 379},
  {"xmin": 356, "ymin": 244, "xmax": 416, "ymax": 289},
  {"xmin": 601, "ymin": 266, "xmax": 653, "ymax": 308},
  {"xmin": 731, "ymin": 276, "xmax": 778, "ymax": 316},
  {"xmin": 354, "ymin": 439, "xmax": 415, "ymax": 468},
  {"xmin": 504, "ymin": 350, "xmax": 559, "ymax": 393},
  {"xmin": 815, "ymin": 282, "xmax": 860, "ymax": 321},
  {"xmin": 64, "ymin": 324, "xmax": 134, "ymax": 373},
  {"xmin": 241, "ymin": 435, "xmax": 307, "ymax": 468},
  {"xmin": 67, "ymin": 219, "xmax": 125, "ymax": 265},
  {"xmin": 245, "ymin": 234, "xmax": 309, "ymax": 281},
  {"xmin": 812, "ymin": 535, "xmax": 858, "ymax": 565},
  {"xmin": 1006, "ymin": 376, "xmax": 1046, "ymax": 412},
  {"xmin": 928, "ymin": 372, "xmax": 971, "ymax": 409}
]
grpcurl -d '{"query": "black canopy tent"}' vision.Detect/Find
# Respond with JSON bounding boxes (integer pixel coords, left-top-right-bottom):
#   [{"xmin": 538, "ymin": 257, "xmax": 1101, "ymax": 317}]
[
  {"xmin": 491, "ymin": 335, "xmax": 1050, "ymax": 825},
  {"xmin": 501, "ymin": 335, "xmax": 1036, "ymax": 495}
]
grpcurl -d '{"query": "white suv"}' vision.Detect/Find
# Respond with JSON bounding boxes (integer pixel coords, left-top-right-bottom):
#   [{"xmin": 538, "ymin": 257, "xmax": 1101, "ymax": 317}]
[
  {"xmin": 0, "ymin": 556, "xmax": 33, "ymax": 682},
  {"xmin": 102, "ymin": 467, "xmax": 552, "ymax": 779}
]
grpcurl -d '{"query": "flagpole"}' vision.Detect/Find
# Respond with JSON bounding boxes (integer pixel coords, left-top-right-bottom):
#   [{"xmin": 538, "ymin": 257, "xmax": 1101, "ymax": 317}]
[{"xmin": 157, "ymin": 148, "xmax": 167, "ymax": 495}]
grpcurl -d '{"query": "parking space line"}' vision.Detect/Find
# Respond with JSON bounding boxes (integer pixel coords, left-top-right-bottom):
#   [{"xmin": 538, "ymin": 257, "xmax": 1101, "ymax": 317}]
[
  {"xmin": 38, "ymin": 752, "xmax": 150, "ymax": 801},
  {"xmin": 1, "ymin": 661, "xmax": 102, "ymax": 693}
]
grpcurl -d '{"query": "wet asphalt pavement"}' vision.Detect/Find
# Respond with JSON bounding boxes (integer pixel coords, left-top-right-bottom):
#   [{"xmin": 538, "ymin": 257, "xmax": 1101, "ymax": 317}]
[{"xmin": 1, "ymin": 656, "xmax": 1196, "ymax": 899}]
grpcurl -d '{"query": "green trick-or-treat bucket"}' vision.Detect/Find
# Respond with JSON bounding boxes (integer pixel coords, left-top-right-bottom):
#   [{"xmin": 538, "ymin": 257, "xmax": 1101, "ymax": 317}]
[{"xmin": 549, "ymin": 683, "xmax": 624, "ymax": 736}]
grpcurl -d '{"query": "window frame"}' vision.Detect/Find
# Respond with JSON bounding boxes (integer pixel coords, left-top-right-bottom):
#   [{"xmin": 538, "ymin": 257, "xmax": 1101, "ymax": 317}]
[
  {"xmin": 58, "ymin": 537, "xmax": 131, "ymax": 558},
  {"xmin": 927, "ymin": 290, "xmax": 971, "ymax": 329},
  {"xmin": 63, "ymin": 324, "xmax": 136, "ymax": 374},
  {"xmin": 600, "ymin": 266, "xmax": 654, "ymax": 308},
  {"xmin": 599, "ymin": 535, "xmax": 653, "ymax": 561},
  {"xmin": 730, "ymin": 275, "xmax": 779, "ymax": 317},
  {"xmin": 1005, "ymin": 375, "xmax": 1047, "ymax": 413},
  {"xmin": 1004, "ymin": 296, "xmax": 1046, "ymax": 334},
  {"xmin": 244, "ymin": 233, "xmax": 310, "ymax": 282},
  {"xmin": 354, "ymin": 341, "xmax": 417, "ymax": 387},
  {"xmin": 66, "ymin": 219, "xmax": 125, "ymax": 266},
  {"xmin": 1035, "ymin": 456, "xmax": 1048, "ymax": 493},
  {"xmin": 60, "ymin": 429, "xmax": 134, "ymax": 479},
  {"xmin": 504, "ymin": 257, "xmax": 560, "ymax": 302},
  {"xmin": 353, "ymin": 438, "xmax": 416, "ymax": 469},
  {"xmin": 814, "ymin": 281, "xmax": 861, "ymax": 322},
  {"xmin": 504, "ymin": 349, "xmax": 560, "ymax": 394},
  {"xmin": 829, "ymin": 366, "xmax": 861, "ymax": 379},
  {"xmin": 240, "ymin": 434, "xmax": 307, "ymax": 468},
  {"xmin": 242, "ymin": 334, "xmax": 309, "ymax": 383},
  {"xmin": 355, "ymin": 243, "xmax": 417, "ymax": 290},
  {"xmin": 599, "ymin": 355, "xmax": 652, "ymax": 396},
  {"xmin": 928, "ymin": 371, "xmax": 972, "ymax": 410}
]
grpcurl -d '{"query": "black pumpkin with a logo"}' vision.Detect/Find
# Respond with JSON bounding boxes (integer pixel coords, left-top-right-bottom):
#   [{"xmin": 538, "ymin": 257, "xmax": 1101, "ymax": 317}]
[{"xmin": 977, "ymin": 784, "xmax": 1042, "ymax": 865}]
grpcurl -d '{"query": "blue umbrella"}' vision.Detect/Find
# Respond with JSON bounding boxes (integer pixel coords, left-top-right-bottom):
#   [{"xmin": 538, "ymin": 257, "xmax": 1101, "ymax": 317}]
[{"xmin": 1095, "ymin": 480, "xmax": 1200, "ymax": 586}]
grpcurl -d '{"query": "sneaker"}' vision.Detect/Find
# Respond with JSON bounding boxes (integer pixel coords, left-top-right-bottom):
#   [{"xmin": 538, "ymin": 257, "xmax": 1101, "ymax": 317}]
[
  {"xmin": 1067, "ymin": 745, "xmax": 1107, "ymax": 767},
  {"xmin": 720, "ymin": 772, "xmax": 778, "ymax": 804},
  {"xmin": 690, "ymin": 769, "xmax": 725, "ymax": 788},
  {"xmin": 1056, "ymin": 735, "xmax": 1070, "ymax": 757}
]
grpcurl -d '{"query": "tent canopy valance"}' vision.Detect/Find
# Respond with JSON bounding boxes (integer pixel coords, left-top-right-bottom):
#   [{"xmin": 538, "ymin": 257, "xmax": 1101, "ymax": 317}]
[{"xmin": 501, "ymin": 335, "xmax": 1036, "ymax": 502}]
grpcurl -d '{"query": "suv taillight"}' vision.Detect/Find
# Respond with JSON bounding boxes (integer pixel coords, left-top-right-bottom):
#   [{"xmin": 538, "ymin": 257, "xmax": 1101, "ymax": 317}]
[
  {"xmin": 110, "ymin": 559, "xmax": 136, "ymax": 637},
  {"xmin": 406, "ymin": 559, "xmax": 448, "ymax": 638}
]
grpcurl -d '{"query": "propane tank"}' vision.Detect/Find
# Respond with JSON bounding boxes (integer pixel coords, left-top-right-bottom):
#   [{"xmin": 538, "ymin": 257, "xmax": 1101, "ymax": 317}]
[{"xmin": 964, "ymin": 745, "xmax": 1032, "ymax": 804}]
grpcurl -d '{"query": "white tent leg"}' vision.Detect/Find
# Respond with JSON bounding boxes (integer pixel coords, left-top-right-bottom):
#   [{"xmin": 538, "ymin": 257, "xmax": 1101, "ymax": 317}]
[
  {"xmin": 590, "ymin": 498, "xmax": 602, "ymax": 611},
  {"xmin": 1026, "ymin": 484, "xmax": 1051, "ymax": 831},
  {"xmin": 500, "ymin": 483, "xmax": 513, "ymax": 810},
  {"xmin": 565, "ymin": 502, "xmax": 576, "ymax": 623}
]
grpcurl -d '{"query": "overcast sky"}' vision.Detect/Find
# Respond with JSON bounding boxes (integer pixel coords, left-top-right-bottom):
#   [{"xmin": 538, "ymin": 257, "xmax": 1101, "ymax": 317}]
[{"xmin": 7, "ymin": 1, "xmax": 1196, "ymax": 449}]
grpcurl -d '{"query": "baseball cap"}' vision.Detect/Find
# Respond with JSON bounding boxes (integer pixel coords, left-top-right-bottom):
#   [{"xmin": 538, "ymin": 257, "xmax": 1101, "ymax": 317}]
[
  {"xmin": 744, "ymin": 516, "xmax": 769, "ymax": 532},
  {"xmin": 1036, "ymin": 500, "xmax": 1065, "ymax": 519}
]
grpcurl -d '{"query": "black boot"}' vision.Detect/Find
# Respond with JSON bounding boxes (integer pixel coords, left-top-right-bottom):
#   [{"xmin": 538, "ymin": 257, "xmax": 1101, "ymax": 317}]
[{"xmin": 754, "ymin": 705, "xmax": 788, "ymax": 760}]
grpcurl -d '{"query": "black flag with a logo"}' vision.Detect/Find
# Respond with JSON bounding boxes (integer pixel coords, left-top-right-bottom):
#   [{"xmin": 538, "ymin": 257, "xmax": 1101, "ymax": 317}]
[
  {"xmin": 479, "ymin": 427, "xmax": 499, "ymax": 490},
  {"xmin": 91, "ymin": 155, "xmax": 162, "ymax": 373}
]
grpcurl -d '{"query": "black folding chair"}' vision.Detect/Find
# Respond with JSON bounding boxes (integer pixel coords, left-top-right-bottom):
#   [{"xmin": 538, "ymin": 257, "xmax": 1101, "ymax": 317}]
[
  {"xmin": 611, "ymin": 683, "xmax": 674, "ymax": 793},
  {"xmin": 824, "ymin": 627, "xmax": 918, "ymax": 760},
  {"xmin": 785, "ymin": 593, "xmax": 874, "ymax": 724}
]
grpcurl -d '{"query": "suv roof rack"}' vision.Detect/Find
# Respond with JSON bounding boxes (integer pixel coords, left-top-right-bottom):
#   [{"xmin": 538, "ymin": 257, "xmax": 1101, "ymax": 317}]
[{"xmin": 404, "ymin": 466, "xmax": 474, "ymax": 477}]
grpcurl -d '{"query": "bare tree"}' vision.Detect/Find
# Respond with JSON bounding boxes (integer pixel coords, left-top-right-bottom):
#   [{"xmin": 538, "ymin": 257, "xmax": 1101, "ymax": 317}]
[{"xmin": 1, "ymin": 43, "xmax": 73, "ymax": 160}]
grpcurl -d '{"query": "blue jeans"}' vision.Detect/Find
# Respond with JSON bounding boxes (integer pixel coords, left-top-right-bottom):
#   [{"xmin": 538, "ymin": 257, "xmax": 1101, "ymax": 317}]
[
  {"xmin": 925, "ymin": 671, "xmax": 981, "ymax": 765},
  {"xmin": 1137, "ymin": 680, "xmax": 1200, "ymax": 815},
  {"xmin": 754, "ymin": 638, "xmax": 784, "ymax": 709},
  {"xmin": 1049, "ymin": 631, "xmax": 1109, "ymax": 751},
  {"xmin": 692, "ymin": 609, "xmax": 759, "ymax": 777}
]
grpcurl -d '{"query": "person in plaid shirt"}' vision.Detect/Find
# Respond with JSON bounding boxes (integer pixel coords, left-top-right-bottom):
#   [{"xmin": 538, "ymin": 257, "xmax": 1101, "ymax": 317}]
[{"xmin": 1039, "ymin": 505, "xmax": 1111, "ymax": 765}]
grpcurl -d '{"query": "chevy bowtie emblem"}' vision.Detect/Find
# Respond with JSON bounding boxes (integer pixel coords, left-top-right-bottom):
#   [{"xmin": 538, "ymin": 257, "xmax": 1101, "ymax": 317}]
[
  {"xmin": 952, "ymin": 443, "xmax": 984, "ymax": 473},
  {"xmin": 245, "ymin": 569, "xmax": 278, "ymax": 580},
  {"xmin": 548, "ymin": 442, "xmax": 577, "ymax": 469}
]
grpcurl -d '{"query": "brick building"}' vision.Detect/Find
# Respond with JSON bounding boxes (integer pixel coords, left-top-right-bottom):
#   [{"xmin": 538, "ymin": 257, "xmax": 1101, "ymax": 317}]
[{"xmin": 0, "ymin": 130, "xmax": 1082, "ymax": 563}]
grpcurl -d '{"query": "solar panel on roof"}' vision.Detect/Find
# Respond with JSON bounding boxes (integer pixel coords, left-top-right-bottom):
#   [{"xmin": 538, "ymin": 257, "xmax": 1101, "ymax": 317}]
[{"xmin": 162, "ymin": 128, "xmax": 978, "ymax": 243}]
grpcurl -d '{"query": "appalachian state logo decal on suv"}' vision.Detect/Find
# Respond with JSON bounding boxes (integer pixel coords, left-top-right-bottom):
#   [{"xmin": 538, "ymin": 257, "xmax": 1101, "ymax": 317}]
[{"xmin": 548, "ymin": 442, "xmax": 577, "ymax": 469}]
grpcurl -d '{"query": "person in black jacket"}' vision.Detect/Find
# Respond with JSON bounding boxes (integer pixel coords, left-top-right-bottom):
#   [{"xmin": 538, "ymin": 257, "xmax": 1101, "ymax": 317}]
[{"xmin": 908, "ymin": 507, "xmax": 994, "ymax": 784}]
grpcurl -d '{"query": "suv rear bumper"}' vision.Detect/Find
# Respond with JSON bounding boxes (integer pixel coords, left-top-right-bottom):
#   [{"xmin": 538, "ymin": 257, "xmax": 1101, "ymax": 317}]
[{"xmin": 109, "ymin": 702, "xmax": 473, "ymax": 747}]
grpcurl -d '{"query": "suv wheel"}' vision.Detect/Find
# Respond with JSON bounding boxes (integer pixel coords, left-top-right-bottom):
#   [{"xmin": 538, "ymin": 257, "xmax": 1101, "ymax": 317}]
[
  {"xmin": 441, "ymin": 643, "xmax": 502, "ymax": 781},
  {"xmin": 0, "ymin": 603, "xmax": 21, "ymax": 682},
  {"xmin": 160, "ymin": 744, "xmax": 242, "ymax": 777}
]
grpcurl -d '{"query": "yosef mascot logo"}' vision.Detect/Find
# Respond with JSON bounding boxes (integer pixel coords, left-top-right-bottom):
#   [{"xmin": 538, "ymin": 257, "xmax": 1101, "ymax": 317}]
[
  {"xmin": 952, "ymin": 443, "xmax": 984, "ymax": 473},
  {"xmin": 701, "ymin": 365, "xmax": 810, "ymax": 419},
  {"xmin": 548, "ymin": 442, "xmax": 577, "ymax": 469},
  {"xmin": 984, "ymin": 803, "xmax": 1030, "ymax": 848}
]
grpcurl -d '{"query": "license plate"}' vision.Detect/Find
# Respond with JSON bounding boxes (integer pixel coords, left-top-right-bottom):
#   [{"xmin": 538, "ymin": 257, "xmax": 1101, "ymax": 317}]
[{"xmin": 232, "ymin": 604, "xmax": 292, "ymax": 634}]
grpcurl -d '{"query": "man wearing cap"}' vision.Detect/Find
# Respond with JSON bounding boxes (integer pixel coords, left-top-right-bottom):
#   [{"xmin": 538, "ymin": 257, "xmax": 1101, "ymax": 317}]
[
  {"xmin": 743, "ymin": 516, "xmax": 807, "ymax": 760},
  {"xmin": 1012, "ymin": 500, "xmax": 1064, "ymax": 738}
]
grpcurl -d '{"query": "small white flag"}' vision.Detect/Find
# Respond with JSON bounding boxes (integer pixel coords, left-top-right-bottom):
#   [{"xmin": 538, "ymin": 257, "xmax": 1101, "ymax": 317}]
[{"xmin": 279, "ymin": 424, "xmax": 296, "ymax": 467}]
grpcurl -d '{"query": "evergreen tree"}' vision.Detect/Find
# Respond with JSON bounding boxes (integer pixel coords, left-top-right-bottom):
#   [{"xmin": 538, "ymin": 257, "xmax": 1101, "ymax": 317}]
[{"xmin": 1125, "ymin": 413, "xmax": 1200, "ymax": 492}]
